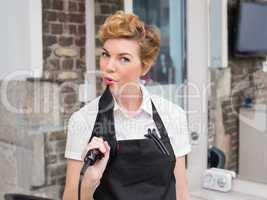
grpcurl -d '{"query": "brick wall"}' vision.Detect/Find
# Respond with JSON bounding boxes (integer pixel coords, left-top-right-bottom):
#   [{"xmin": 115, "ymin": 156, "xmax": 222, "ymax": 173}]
[
  {"xmin": 95, "ymin": 0, "xmax": 124, "ymax": 45},
  {"xmin": 43, "ymin": 0, "xmax": 123, "ymax": 82},
  {"xmin": 42, "ymin": 0, "xmax": 86, "ymax": 123},
  {"xmin": 42, "ymin": 0, "xmax": 86, "ymax": 81},
  {"xmin": 45, "ymin": 129, "xmax": 67, "ymax": 198}
]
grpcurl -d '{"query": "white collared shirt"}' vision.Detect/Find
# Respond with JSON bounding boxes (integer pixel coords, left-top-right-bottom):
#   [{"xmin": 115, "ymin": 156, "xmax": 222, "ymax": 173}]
[{"xmin": 65, "ymin": 84, "xmax": 191, "ymax": 160}]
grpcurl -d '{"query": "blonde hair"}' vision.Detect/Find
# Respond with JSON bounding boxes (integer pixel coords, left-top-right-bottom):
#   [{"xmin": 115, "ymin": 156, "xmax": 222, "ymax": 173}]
[{"xmin": 98, "ymin": 10, "xmax": 161, "ymax": 75}]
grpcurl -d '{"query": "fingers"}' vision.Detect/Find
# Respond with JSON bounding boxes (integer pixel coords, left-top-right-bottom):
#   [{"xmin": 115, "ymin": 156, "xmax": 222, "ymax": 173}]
[
  {"xmin": 81, "ymin": 137, "xmax": 111, "ymax": 183},
  {"xmin": 82, "ymin": 137, "xmax": 110, "ymax": 160},
  {"xmin": 95, "ymin": 140, "xmax": 110, "ymax": 172},
  {"xmin": 103, "ymin": 141, "xmax": 110, "ymax": 152},
  {"xmin": 103, "ymin": 141, "xmax": 110, "ymax": 156}
]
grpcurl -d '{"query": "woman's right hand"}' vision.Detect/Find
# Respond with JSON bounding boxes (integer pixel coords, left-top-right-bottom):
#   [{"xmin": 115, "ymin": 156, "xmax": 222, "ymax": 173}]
[{"xmin": 81, "ymin": 136, "xmax": 110, "ymax": 189}]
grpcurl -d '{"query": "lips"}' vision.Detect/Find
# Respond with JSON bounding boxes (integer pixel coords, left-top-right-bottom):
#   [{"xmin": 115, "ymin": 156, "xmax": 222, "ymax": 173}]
[{"xmin": 103, "ymin": 77, "xmax": 118, "ymax": 85}]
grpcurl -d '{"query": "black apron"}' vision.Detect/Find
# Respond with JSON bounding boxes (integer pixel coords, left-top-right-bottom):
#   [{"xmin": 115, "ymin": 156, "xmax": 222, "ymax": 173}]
[{"xmin": 89, "ymin": 87, "xmax": 176, "ymax": 200}]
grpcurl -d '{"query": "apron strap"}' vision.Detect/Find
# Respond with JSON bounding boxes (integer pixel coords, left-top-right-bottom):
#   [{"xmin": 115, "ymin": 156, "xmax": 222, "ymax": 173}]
[
  {"xmin": 151, "ymin": 100, "xmax": 169, "ymax": 140},
  {"xmin": 89, "ymin": 86, "xmax": 117, "ymax": 158},
  {"xmin": 90, "ymin": 86, "xmax": 169, "ymax": 154}
]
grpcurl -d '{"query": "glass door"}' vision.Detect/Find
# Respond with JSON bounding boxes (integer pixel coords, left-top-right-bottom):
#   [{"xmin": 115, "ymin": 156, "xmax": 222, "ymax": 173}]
[{"xmin": 133, "ymin": 0, "xmax": 187, "ymax": 107}]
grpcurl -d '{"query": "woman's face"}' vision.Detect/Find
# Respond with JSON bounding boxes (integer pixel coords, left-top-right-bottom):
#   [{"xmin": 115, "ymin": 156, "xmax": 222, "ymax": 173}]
[{"xmin": 100, "ymin": 38, "xmax": 143, "ymax": 94}]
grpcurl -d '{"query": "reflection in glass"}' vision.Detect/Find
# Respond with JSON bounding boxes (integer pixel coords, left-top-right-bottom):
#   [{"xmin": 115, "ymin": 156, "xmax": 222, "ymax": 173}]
[{"xmin": 133, "ymin": 0, "xmax": 186, "ymax": 86}]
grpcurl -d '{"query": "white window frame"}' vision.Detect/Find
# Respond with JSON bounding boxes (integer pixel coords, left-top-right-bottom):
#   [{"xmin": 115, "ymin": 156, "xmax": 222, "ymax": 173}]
[
  {"xmin": 124, "ymin": 0, "xmax": 133, "ymax": 13},
  {"xmin": 84, "ymin": 0, "xmax": 97, "ymax": 101},
  {"xmin": 29, "ymin": 0, "xmax": 43, "ymax": 78}
]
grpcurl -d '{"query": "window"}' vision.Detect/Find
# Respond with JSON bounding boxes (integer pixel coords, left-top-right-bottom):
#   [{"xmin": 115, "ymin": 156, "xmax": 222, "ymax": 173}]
[{"xmin": 133, "ymin": 0, "xmax": 186, "ymax": 87}]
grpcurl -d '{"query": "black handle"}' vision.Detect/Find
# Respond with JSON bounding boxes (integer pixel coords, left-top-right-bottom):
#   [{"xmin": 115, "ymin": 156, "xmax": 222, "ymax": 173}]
[
  {"xmin": 80, "ymin": 148, "xmax": 104, "ymax": 177},
  {"xmin": 78, "ymin": 148, "xmax": 104, "ymax": 200},
  {"xmin": 84, "ymin": 148, "xmax": 104, "ymax": 165}
]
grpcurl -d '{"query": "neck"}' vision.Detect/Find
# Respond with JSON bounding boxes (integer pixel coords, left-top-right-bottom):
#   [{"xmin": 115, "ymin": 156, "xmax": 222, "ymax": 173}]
[{"xmin": 111, "ymin": 83, "xmax": 143, "ymax": 112}]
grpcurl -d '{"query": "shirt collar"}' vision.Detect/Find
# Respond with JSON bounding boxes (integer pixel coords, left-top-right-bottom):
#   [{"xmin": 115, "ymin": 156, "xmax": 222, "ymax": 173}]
[{"xmin": 112, "ymin": 83, "xmax": 153, "ymax": 116}]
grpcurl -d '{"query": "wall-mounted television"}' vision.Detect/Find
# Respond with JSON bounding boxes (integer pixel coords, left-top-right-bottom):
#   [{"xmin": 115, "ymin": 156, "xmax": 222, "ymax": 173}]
[{"xmin": 233, "ymin": 1, "xmax": 267, "ymax": 57}]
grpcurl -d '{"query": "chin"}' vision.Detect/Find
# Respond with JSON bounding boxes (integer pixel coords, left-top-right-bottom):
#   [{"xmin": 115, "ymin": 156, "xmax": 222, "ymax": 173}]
[{"xmin": 107, "ymin": 84, "xmax": 118, "ymax": 95}]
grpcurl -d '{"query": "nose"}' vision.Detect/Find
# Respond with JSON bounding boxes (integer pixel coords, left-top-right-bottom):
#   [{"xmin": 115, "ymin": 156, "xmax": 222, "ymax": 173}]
[{"xmin": 106, "ymin": 58, "xmax": 116, "ymax": 73}]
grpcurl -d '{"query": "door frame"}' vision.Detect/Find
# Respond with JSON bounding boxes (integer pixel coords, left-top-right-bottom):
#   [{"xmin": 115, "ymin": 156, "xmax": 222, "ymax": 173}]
[{"xmin": 186, "ymin": 0, "xmax": 209, "ymax": 191}]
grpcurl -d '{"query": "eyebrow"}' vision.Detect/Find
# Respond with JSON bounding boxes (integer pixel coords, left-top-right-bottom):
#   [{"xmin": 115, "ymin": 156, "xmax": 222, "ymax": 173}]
[{"xmin": 102, "ymin": 48, "xmax": 133, "ymax": 58}]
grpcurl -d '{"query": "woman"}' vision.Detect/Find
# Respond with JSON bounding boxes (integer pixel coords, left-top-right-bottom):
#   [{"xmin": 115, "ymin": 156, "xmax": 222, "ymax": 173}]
[{"xmin": 63, "ymin": 11, "xmax": 191, "ymax": 200}]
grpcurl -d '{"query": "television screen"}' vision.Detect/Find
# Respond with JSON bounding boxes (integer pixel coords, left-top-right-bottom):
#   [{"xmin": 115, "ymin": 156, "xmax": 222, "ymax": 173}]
[{"xmin": 234, "ymin": 1, "xmax": 267, "ymax": 56}]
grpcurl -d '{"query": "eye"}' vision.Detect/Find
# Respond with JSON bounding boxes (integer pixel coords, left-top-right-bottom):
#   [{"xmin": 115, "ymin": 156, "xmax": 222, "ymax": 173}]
[
  {"xmin": 101, "ymin": 51, "xmax": 109, "ymax": 57},
  {"xmin": 120, "ymin": 57, "xmax": 130, "ymax": 64}
]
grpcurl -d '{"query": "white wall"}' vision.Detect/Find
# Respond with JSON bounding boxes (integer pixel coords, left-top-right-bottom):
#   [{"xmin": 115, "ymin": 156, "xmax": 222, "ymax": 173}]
[
  {"xmin": 0, "ymin": 0, "xmax": 43, "ymax": 80},
  {"xmin": 186, "ymin": 0, "xmax": 209, "ymax": 191}
]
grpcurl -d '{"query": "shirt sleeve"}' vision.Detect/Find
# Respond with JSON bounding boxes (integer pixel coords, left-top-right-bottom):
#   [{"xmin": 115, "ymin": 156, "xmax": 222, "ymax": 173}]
[
  {"xmin": 171, "ymin": 107, "xmax": 192, "ymax": 157},
  {"xmin": 64, "ymin": 111, "xmax": 91, "ymax": 161}
]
